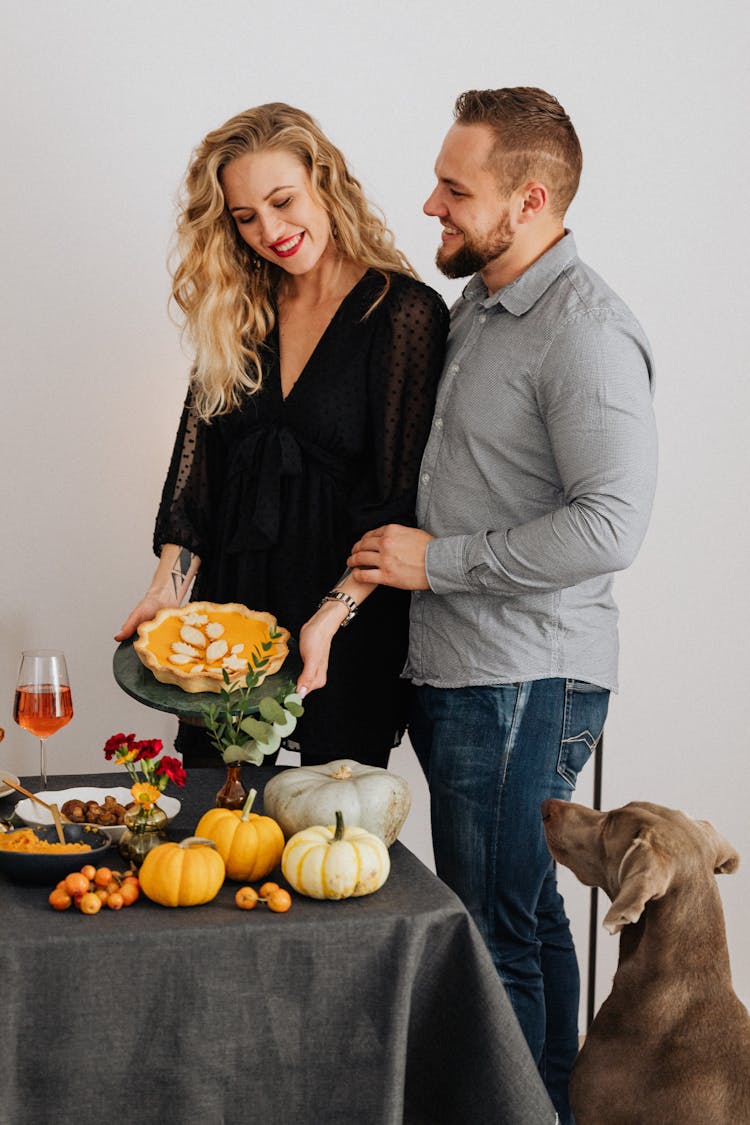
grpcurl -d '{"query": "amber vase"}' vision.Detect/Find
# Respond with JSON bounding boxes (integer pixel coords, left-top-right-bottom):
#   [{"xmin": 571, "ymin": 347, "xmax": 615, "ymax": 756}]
[
  {"xmin": 118, "ymin": 804, "xmax": 168, "ymax": 867},
  {"xmin": 216, "ymin": 762, "xmax": 247, "ymax": 809}
]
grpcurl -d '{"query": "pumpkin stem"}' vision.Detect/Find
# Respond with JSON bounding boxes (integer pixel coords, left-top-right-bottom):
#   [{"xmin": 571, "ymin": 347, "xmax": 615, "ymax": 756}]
[
  {"xmin": 180, "ymin": 836, "xmax": 217, "ymax": 850},
  {"xmin": 331, "ymin": 765, "xmax": 353, "ymax": 780},
  {"xmin": 241, "ymin": 788, "xmax": 258, "ymax": 821},
  {"xmin": 333, "ymin": 809, "xmax": 345, "ymax": 842}
]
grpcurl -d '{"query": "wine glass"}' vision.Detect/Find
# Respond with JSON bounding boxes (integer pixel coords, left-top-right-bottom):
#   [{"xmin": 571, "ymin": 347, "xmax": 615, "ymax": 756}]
[{"xmin": 13, "ymin": 650, "xmax": 73, "ymax": 788}]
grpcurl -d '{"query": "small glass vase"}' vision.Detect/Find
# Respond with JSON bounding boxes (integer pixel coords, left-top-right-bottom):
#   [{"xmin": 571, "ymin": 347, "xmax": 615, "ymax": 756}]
[
  {"xmin": 118, "ymin": 803, "xmax": 168, "ymax": 867},
  {"xmin": 216, "ymin": 762, "xmax": 247, "ymax": 809}
]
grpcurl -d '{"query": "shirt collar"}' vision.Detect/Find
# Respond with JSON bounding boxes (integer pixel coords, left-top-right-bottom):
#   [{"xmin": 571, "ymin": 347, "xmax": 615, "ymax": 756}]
[{"xmin": 461, "ymin": 230, "xmax": 578, "ymax": 316}]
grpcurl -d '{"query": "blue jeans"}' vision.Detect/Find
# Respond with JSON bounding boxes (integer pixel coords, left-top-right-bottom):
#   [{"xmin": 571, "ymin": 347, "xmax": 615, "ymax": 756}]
[{"xmin": 410, "ymin": 678, "xmax": 609, "ymax": 1125}]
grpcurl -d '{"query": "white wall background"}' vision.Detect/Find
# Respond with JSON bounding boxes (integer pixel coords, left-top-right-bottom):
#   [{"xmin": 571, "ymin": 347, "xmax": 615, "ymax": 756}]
[{"xmin": 2, "ymin": 0, "xmax": 748, "ymax": 1015}]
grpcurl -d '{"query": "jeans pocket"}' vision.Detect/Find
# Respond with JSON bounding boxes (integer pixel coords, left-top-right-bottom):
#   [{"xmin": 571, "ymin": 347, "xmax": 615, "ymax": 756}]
[{"xmin": 556, "ymin": 679, "xmax": 610, "ymax": 789}]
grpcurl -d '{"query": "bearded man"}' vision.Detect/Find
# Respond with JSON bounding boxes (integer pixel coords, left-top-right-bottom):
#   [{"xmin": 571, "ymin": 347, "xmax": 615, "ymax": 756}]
[{"xmin": 349, "ymin": 87, "xmax": 657, "ymax": 1124}]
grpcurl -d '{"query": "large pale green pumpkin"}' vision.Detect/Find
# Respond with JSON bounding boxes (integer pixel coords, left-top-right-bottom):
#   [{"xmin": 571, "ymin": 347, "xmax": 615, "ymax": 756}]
[{"xmin": 262, "ymin": 759, "xmax": 411, "ymax": 846}]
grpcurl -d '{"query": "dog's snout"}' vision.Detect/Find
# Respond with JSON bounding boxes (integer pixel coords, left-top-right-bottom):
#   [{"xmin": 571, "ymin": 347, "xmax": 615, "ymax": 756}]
[{"xmin": 541, "ymin": 797, "xmax": 566, "ymax": 822}]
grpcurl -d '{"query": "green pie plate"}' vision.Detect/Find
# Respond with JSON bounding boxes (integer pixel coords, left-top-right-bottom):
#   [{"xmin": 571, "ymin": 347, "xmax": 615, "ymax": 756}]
[{"xmin": 113, "ymin": 638, "xmax": 302, "ymax": 724}]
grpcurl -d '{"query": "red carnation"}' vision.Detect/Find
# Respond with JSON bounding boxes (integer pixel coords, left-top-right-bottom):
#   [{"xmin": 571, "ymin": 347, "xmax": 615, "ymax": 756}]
[
  {"xmin": 155, "ymin": 755, "xmax": 186, "ymax": 787},
  {"xmin": 133, "ymin": 738, "xmax": 163, "ymax": 761},
  {"xmin": 103, "ymin": 730, "xmax": 184, "ymax": 793},
  {"xmin": 103, "ymin": 732, "xmax": 135, "ymax": 760}
]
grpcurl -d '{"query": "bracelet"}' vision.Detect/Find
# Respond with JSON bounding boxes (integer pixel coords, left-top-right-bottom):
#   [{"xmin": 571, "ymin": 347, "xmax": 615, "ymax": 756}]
[{"xmin": 318, "ymin": 588, "xmax": 359, "ymax": 628}]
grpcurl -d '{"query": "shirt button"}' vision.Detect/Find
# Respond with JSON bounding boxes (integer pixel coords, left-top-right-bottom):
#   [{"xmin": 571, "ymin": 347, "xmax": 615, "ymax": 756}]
[
  {"xmin": 479, "ymin": 313, "xmax": 487, "ymax": 324},
  {"xmin": 421, "ymin": 472, "xmax": 430, "ymax": 485},
  {"xmin": 450, "ymin": 363, "xmax": 459, "ymax": 375},
  {"xmin": 434, "ymin": 417, "xmax": 443, "ymax": 430}
]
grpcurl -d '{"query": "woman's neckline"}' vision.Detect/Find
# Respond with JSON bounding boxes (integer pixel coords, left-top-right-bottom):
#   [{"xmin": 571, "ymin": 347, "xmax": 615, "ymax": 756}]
[{"xmin": 276, "ymin": 267, "xmax": 380, "ymax": 401}]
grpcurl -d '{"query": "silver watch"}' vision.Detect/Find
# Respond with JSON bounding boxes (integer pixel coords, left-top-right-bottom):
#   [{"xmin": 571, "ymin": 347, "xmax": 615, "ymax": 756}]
[{"xmin": 318, "ymin": 588, "xmax": 358, "ymax": 627}]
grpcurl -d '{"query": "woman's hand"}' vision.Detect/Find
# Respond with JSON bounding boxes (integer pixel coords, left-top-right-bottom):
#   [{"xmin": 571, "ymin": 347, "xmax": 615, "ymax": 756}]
[
  {"xmin": 115, "ymin": 544, "xmax": 200, "ymax": 642},
  {"xmin": 296, "ymin": 600, "xmax": 349, "ymax": 697},
  {"xmin": 115, "ymin": 592, "xmax": 177, "ymax": 642}
]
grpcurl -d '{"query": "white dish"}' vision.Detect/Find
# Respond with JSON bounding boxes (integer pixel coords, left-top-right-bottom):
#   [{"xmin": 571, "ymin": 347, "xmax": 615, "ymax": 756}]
[
  {"xmin": 0, "ymin": 774, "xmax": 21, "ymax": 800},
  {"xmin": 14, "ymin": 786, "xmax": 181, "ymax": 842}
]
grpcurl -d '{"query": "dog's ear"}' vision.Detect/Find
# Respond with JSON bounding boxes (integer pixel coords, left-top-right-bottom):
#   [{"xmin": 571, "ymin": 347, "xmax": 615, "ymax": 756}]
[
  {"xmin": 603, "ymin": 831, "xmax": 674, "ymax": 934},
  {"xmin": 696, "ymin": 820, "xmax": 740, "ymax": 874}
]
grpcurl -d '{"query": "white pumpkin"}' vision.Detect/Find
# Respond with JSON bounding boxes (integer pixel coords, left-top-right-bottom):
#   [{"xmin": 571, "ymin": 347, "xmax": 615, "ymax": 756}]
[
  {"xmin": 281, "ymin": 811, "xmax": 390, "ymax": 899},
  {"xmin": 262, "ymin": 759, "xmax": 411, "ymax": 846}
]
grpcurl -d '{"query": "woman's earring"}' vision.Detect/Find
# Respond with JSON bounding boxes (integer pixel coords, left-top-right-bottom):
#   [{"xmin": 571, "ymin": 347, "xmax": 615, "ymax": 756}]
[{"xmin": 251, "ymin": 254, "xmax": 262, "ymax": 271}]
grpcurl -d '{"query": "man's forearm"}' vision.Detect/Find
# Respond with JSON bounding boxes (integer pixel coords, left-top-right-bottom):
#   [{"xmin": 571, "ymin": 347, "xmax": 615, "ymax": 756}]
[{"xmin": 425, "ymin": 488, "xmax": 656, "ymax": 598}]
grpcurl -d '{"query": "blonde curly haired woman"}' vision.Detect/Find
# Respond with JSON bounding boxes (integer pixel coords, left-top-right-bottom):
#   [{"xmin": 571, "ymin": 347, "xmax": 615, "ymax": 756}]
[{"xmin": 117, "ymin": 102, "xmax": 448, "ymax": 767}]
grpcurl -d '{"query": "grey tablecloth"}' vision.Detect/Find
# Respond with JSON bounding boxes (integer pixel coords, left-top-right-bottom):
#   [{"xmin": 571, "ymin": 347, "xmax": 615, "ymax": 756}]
[{"xmin": 0, "ymin": 769, "xmax": 555, "ymax": 1125}]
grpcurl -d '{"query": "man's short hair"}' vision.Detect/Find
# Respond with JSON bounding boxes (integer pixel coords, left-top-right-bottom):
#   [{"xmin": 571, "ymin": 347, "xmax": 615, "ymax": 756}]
[{"xmin": 454, "ymin": 87, "xmax": 582, "ymax": 217}]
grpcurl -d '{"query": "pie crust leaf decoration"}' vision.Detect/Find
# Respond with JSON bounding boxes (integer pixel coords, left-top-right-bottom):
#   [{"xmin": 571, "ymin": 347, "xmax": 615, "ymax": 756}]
[{"xmin": 133, "ymin": 602, "xmax": 290, "ymax": 694}]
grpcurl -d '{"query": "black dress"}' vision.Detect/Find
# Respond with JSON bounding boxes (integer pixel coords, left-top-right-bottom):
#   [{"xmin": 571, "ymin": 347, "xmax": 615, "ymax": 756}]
[{"xmin": 154, "ymin": 270, "xmax": 449, "ymax": 767}]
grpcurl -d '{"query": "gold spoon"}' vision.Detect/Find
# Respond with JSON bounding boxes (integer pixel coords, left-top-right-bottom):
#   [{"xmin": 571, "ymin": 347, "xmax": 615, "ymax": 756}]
[
  {"xmin": 0, "ymin": 777, "xmax": 72, "ymax": 825},
  {"xmin": 49, "ymin": 803, "xmax": 66, "ymax": 845}
]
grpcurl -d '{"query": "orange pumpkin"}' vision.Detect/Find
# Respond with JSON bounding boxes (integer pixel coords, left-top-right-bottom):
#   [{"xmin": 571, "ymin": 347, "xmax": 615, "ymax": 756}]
[
  {"xmin": 195, "ymin": 789, "xmax": 284, "ymax": 882},
  {"xmin": 139, "ymin": 837, "xmax": 225, "ymax": 907}
]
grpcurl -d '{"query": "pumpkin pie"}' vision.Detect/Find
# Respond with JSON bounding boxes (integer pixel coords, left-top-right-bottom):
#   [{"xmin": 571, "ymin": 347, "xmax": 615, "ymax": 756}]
[{"xmin": 134, "ymin": 601, "xmax": 289, "ymax": 694}]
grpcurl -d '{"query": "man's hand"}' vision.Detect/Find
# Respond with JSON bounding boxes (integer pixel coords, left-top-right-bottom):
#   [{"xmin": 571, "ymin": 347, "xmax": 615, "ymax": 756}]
[{"xmin": 348, "ymin": 525, "xmax": 433, "ymax": 590}]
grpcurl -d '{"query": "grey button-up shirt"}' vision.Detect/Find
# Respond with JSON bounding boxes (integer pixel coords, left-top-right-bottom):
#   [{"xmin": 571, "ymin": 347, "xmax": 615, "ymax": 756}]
[{"xmin": 406, "ymin": 232, "xmax": 657, "ymax": 692}]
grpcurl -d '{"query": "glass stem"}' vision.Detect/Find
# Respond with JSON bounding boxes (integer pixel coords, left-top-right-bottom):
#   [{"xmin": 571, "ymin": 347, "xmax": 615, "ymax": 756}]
[{"xmin": 39, "ymin": 738, "xmax": 48, "ymax": 788}]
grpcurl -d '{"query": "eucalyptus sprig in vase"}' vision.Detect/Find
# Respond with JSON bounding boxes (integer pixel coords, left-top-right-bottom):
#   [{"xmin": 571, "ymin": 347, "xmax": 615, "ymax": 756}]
[{"xmin": 201, "ymin": 632, "xmax": 304, "ymax": 809}]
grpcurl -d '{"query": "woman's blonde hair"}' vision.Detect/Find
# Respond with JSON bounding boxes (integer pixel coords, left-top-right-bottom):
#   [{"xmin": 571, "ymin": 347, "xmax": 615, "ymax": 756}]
[{"xmin": 172, "ymin": 102, "xmax": 417, "ymax": 419}]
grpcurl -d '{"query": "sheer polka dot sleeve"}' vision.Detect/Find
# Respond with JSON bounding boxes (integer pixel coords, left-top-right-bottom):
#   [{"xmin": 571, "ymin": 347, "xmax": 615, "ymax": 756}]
[
  {"xmin": 152, "ymin": 389, "xmax": 220, "ymax": 557},
  {"xmin": 348, "ymin": 276, "xmax": 449, "ymax": 536}
]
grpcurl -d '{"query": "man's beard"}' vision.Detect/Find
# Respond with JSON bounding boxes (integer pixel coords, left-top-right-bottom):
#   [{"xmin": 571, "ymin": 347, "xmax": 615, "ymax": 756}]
[{"xmin": 436, "ymin": 211, "xmax": 513, "ymax": 279}]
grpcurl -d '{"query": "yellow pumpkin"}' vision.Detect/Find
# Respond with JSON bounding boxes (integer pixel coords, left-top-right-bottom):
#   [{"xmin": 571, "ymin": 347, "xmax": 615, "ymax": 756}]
[
  {"xmin": 195, "ymin": 788, "xmax": 284, "ymax": 882},
  {"xmin": 281, "ymin": 810, "xmax": 390, "ymax": 900},
  {"xmin": 139, "ymin": 837, "xmax": 225, "ymax": 907}
]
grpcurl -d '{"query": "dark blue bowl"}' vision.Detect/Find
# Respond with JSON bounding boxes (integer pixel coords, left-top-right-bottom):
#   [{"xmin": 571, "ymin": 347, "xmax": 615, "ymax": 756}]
[{"xmin": 0, "ymin": 823, "xmax": 113, "ymax": 885}]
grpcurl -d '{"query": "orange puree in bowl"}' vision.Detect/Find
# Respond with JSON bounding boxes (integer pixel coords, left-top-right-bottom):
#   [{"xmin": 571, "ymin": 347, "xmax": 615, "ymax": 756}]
[{"xmin": 0, "ymin": 828, "xmax": 91, "ymax": 853}]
